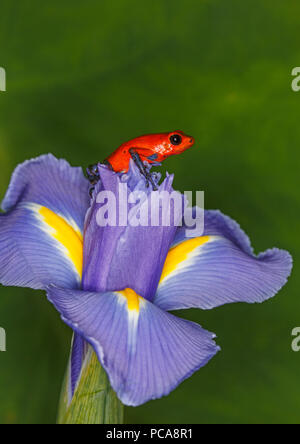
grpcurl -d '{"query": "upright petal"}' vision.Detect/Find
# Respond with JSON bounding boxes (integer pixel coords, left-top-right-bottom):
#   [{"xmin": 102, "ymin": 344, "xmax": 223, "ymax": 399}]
[
  {"xmin": 154, "ymin": 209, "xmax": 293, "ymax": 310},
  {"xmin": 0, "ymin": 155, "xmax": 89, "ymax": 289},
  {"xmin": 47, "ymin": 285, "xmax": 219, "ymax": 406},
  {"xmin": 82, "ymin": 164, "xmax": 184, "ymax": 301}
]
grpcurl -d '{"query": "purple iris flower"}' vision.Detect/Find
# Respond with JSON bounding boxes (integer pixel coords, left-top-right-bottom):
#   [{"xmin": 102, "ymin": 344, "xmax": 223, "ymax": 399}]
[{"xmin": 0, "ymin": 154, "xmax": 292, "ymax": 406}]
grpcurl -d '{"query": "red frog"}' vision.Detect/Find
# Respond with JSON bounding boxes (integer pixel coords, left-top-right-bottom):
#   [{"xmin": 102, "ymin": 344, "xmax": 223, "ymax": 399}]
[{"xmin": 87, "ymin": 130, "xmax": 194, "ymax": 191}]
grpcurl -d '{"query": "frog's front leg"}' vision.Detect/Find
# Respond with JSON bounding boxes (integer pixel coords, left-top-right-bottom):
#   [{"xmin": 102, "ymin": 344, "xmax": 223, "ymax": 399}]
[{"xmin": 129, "ymin": 148, "xmax": 158, "ymax": 191}]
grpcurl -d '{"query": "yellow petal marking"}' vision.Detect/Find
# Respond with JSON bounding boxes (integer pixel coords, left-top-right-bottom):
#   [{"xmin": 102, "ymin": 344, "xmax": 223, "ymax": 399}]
[
  {"xmin": 159, "ymin": 236, "xmax": 211, "ymax": 283},
  {"xmin": 119, "ymin": 288, "xmax": 141, "ymax": 312},
  {"xmin": 38, "ymin": 206, "xmax": 83, "ymax": 279}
]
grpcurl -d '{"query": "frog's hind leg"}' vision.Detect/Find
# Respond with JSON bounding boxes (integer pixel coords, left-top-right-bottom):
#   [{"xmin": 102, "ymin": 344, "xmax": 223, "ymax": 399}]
[
  {"xmin": 87, "ymin": 163, "xmax": 100, "ymax": 183},
  {"xmin": 86, "ymin": 163, "xmax": 101, "ymax": 198}
]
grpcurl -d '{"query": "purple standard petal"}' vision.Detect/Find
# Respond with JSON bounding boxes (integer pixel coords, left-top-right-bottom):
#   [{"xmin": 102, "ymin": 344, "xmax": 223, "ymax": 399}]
[
  {"xmin": 154, "ymin": 209, "xmax": 293, "ymax": 311},
  {"xmin": 47, "ymin": 285, "xmax": 219, "ymax": 406},
  {"xmin": 82, "ymin": 163, "xmax": 184, "ymax": 301},
  {"xmin": 0, "ymin": 155, "xmax": 88, "ymax": 289}
]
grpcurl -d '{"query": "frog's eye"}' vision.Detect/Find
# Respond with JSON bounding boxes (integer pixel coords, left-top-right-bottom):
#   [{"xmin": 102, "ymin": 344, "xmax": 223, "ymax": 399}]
[{"xmin": 169, "ymin": 134, "xmax": 182, "ymax": 145}]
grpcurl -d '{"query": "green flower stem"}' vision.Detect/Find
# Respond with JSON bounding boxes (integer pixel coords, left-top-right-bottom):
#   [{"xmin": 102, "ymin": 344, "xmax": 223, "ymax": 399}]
[{"xmin": 57, "ymin": 343, "xmax": 124, "ymax": 424}]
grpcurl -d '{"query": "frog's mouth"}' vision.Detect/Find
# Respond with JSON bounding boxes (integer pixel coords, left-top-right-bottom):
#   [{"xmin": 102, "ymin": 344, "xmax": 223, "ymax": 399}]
[{"xmin": 177, "ymin": 136, "xmax": 194, "ymax": 153}]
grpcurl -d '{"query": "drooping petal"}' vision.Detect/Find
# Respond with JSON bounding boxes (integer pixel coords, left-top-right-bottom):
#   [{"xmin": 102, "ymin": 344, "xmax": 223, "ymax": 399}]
[
  {"xmin": 2, "ymin": 154, "xmax": 89, "ymax": 227},
  {"xmin": 47, "ymin": 285, "xmax": 219, "ymax": 406},
  {"xmin": 0, "ymin": 155, "xmax": 89, "ymax": 289},
  {"xmin": 82, "ymin": 163, "xmax": 184, "ymax": 301},
  {"xmin": 154, "ymin": 209, "xmax": 293, "ymax": 311},
  {"xmin": 173, "ymin": 209, "xmax": 253, "ymax": 254}
]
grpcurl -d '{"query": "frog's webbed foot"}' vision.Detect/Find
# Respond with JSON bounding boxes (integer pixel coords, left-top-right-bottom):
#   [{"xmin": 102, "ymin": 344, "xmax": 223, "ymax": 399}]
[
  {"xmin": 87, "ymin": 163, "xmax": 101, "ymax": 198},
  {"xmin": 129, "ymin": 148, "xmax": 158, "ymax": 191}
]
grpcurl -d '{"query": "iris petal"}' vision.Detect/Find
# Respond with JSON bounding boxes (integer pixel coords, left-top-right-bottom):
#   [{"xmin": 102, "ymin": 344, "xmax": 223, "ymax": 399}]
[
  {"xmin": 154, "ymin": 209, "xmax": 293, "ymax": 310},
  {"xmin": 82, "ymin": 164, "xmax": 184, "ymax": 301},
  {"xmin": 0, "ymin": 155, "xmax": 89, "ymax": 289},
  {"xmin": 47, "ymin": 285, "xmax": 219, "ymax": 406},
  {"xmin": 70, "ymin": 333, "xmax": 90, "ymax": 398},
  {"xmin": 2, "ymin": 154, "xmax": 89, "ymax": 229}
]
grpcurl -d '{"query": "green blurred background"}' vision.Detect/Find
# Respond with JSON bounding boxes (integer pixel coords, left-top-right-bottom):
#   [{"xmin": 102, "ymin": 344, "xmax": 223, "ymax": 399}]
[{"xmin": 0, "ymin": 0, "xmax": 299, "ymax": 424}]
